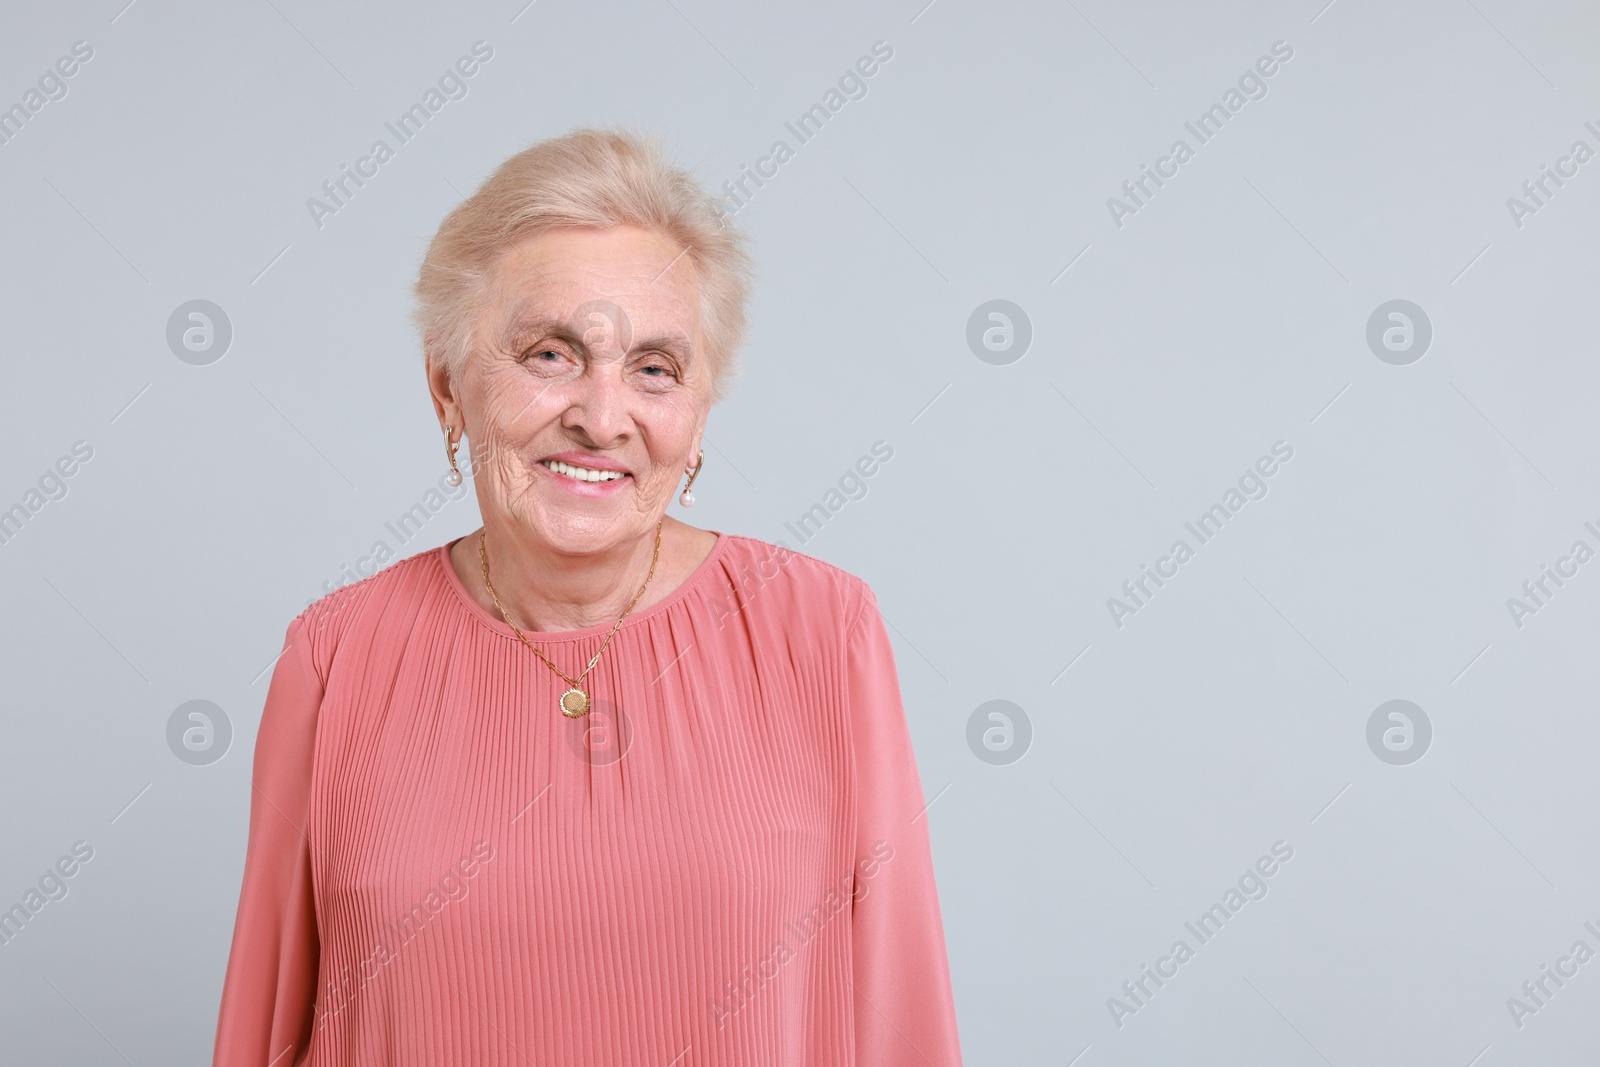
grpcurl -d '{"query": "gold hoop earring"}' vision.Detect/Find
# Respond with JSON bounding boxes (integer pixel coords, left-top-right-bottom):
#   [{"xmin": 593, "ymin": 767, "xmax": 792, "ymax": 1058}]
[
  {"xmin": 679, "ymin": 450, "xmax": 705, "ymax": 508},
  {"xmin": 444, "ymin": 424, "xmax": 462, "ymax": 487}
]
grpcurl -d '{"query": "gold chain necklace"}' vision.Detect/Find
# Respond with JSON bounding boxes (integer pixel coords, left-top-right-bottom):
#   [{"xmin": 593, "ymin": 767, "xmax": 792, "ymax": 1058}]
[{"xmin": 478, "ymin": 517, "xmax": 663, "ymax": 718}]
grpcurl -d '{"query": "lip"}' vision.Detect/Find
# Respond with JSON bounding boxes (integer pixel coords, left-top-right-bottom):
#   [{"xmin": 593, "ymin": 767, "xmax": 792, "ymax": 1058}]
[
  {"xmin": 540, "ymin": 450, "xmax": 631, "ymax": 474},
  {"xmin": 537, "ymin": 451, "xmax": 634, "ymax": 497}
]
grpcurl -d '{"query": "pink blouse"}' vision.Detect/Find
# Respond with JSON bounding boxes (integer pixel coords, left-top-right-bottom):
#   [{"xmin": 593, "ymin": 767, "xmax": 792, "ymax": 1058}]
[{"xmin": 212, "ymin": 532, "xmax": 962, "ymax": 1066}]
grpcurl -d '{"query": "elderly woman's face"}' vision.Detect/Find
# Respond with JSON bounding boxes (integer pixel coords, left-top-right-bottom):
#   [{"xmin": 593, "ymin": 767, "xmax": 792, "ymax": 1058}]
[{"xmin": 454, "ymin": 225, "xmax": 711, "ymax": 553}]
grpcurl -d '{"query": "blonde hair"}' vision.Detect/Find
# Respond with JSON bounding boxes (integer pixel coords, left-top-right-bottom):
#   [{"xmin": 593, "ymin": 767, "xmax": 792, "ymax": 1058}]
[{"xmin": 413, "ymin": 127, "xmax": 754, "ymax": 402}]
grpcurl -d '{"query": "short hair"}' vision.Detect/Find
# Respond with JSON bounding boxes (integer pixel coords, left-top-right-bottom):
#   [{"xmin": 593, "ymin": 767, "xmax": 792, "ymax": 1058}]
[{"xmin": 413, "ymin": 127, "xmax": 753, "ymax": 403}]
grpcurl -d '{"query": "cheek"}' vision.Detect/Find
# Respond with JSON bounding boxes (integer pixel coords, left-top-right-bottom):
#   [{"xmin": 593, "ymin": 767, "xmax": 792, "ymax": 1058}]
[
  {"xmin": 642, "ymin": 401, "xmax": 705, "ymax": 463},
  {"xmin": 472, "ymin": 373, "xmax": 553, "ymax": 466},
  {"xmin": 655, "ymin": 383, "xmax": 709, "ymax": 430}
]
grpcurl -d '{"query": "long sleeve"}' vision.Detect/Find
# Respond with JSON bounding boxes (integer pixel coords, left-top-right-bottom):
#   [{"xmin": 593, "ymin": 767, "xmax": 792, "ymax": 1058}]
[
  {"xmin": 213, "ymin": 615, "xmax": 323, "ymax": 1067},
  {"xmin": 845, "ymin": 588, "xmax": 963, "ymax": 1066}
]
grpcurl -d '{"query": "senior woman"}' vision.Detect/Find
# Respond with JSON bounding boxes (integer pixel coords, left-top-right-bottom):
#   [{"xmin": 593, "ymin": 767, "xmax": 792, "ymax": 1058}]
[{"xmin": 212, "ymin": 128, "xmax": 961, "ymax": 1066}]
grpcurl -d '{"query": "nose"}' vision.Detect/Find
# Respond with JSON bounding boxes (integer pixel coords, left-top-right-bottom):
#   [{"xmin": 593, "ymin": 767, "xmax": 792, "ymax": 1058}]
[{"xmin": 560, "ymin": 352, "xmax": 631, "ymax": 448}]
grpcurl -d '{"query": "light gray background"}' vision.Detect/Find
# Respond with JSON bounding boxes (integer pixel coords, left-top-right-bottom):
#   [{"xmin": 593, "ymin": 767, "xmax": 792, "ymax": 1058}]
[{"xmin": 2, "ymin": 0, "xmax": 1598, "ymax": 1063}]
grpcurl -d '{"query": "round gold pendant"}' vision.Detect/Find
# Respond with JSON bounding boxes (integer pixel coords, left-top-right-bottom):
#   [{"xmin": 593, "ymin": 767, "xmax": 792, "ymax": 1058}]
[{"xmin": 559, "ymin": 688, "xmax": 591, "ymax": 717}]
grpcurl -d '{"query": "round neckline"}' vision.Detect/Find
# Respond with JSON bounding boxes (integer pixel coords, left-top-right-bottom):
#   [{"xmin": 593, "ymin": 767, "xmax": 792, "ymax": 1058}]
[{"xmin": 435, "ymin": 529, "xmax": 727, "ymax": 643}]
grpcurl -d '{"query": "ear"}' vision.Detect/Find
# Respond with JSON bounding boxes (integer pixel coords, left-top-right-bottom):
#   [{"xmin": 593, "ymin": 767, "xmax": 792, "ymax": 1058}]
[
  {"xmin": 688, "ymin": 400, "xmax": 712, "ymax": 471},
  {"xmin": 424, "ymin": 337, "xmax": 462, "ymax": 434}
]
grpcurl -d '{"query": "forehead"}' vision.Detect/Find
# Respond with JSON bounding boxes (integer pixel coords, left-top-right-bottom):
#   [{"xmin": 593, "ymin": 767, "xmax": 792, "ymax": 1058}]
[{"xmin": 489, "ymin": 225, "xmax": 700, "ymax": 333}]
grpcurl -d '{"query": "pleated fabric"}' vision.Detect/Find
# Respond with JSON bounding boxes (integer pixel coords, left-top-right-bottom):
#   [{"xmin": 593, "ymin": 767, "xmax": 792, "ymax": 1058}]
[{"xmin": 212, "ymin": 532, "xmax": 962, "ymax": 1067}]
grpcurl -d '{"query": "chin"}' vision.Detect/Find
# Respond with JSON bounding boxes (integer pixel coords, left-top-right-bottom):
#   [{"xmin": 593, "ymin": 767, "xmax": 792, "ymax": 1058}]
[{"xmin": 531, "ymin": 501, "xmax": 644, "ymax": 551}]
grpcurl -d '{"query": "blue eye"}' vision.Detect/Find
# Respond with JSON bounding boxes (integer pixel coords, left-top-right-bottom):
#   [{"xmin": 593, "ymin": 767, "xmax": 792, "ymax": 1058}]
[{"xmin": 638, "ymin": 358, "xmax": 679, "ymax": 379}]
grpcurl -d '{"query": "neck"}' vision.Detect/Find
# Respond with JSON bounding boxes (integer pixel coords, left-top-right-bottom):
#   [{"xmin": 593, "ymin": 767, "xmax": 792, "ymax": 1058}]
[{"xmin": 477, "ymin": 519, "xmax": 664, "ymax": 633}]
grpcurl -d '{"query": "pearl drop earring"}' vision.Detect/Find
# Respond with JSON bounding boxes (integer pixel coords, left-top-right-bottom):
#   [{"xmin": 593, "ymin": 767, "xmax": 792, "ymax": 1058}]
[
  {"xmin": 679, "ymin": 450, "xmax": 705, "ymax": 507},
  {"xmin": 444, "ymin": 424, "xmax": 463, "ymax": 487}
]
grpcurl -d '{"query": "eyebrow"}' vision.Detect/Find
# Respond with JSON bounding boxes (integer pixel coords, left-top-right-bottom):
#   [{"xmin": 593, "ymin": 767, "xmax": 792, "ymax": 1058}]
[
  {"xmin": 633, "ymin": 335, "xmax": 695, "ymax": 363},
  {"xmin": 505, "ymin": 318, "xmax": 578, "ymax": 344}
]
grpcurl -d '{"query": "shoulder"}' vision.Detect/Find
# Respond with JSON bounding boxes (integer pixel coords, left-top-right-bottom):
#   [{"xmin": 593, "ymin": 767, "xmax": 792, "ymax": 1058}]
[
  {"xmin": 287, "ymin": 544, "xmax": 448, "ymax": 682},
  {"xmin": 711, "ymin": 533, "xmax": 879, "ymax": 637}
]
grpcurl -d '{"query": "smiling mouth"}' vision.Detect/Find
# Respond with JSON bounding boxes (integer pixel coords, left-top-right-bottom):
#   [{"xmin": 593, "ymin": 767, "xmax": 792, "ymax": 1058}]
[{"xmin": 540, "ymin": 459, "xmax": 630, "ymax": 483}]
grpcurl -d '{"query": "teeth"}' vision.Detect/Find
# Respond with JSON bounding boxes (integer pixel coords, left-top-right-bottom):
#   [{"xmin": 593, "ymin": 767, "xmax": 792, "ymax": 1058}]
[{"xmin": 542, "ymin": 459, "xmax": 626, "ymax": 482}]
